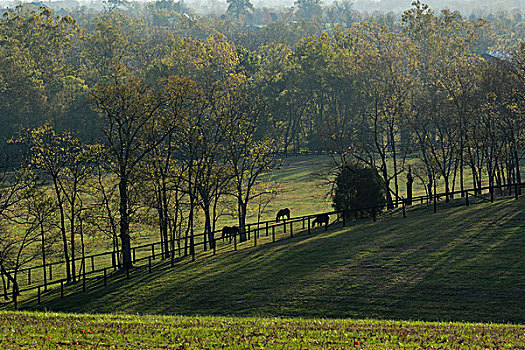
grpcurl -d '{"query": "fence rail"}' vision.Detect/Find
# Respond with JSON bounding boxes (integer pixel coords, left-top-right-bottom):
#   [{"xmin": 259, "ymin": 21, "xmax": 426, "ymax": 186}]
[{"xmin": 1, "ymin": 181, "xmax": 523, "ymax": 310}]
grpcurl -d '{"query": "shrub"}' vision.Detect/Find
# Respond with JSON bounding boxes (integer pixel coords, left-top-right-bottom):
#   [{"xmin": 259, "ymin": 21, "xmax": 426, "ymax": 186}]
[{"xmin": 332, "ymin": 162, "xmax": 385, "ymax": 218}]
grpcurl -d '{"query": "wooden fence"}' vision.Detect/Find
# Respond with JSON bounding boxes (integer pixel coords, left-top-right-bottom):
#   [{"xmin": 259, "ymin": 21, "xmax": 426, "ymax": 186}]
[{"xmin": 1, "ymin": 181, "xmax": 523, "ymax": 310}]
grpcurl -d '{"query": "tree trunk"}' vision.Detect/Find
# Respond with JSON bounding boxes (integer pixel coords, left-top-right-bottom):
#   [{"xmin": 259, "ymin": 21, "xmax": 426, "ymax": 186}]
[
  {"xmin": 238, "ymin": 199, "xmax": 248, "ymax": 242},
  {"xmin": 515, "ymin": 149, "xmax": 522, "ymax": 195},
  {"xmin": 119, "ymin": 178, "xmax": 132, "ymax": 269},
  {"xmin": 1, "ymin": 272, "xmax": 7, "ymax": 300},
  {"xmin": 161, "ymin": 181, "xmax": 170, "ymax": 258},
  {"xmin": 70, "ymin": 196, "xmax": 76, "ymax": 283},
  {"xmin": 0, "ymin": 266, "xmax": 18, "ymax": 298},
  {"xmin": 40, "ymin": 222, "xmax": 47, "ymax": 290},
  {"xmin": 390, "ymin": 125, "xmax": 399, "ymax": 207},
  {"xmin": 203, "ymin": 203, "xmax": 215, "ymax": 250},
  {"xmin": 53, "ymin": 179, "xmax": 71, "ymax": 282}
]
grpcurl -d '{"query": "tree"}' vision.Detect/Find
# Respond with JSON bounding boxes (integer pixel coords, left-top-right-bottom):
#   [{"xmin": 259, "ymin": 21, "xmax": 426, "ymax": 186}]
[
  {"xmin": 91, "ymin": 70, "xmax": 163, "ymax": 269},
  {"xmin": 403, "ymin": 1, "xmax": 488, "ymax": 198},
  {"xmin": 226, "ymin": 0, "xmax": 254, "ymax": 18},
  {"xmin": 0, "ymin": 161, "xmax": 30, "ymax": 300},
  {"xmin": 295, "ymin": 0, "xmax": 323, "ymax": 20},
  {"xmin": 16, "ymin": 125, "xmax": 101, "ymax": 282},
  {"xmin": 91, "ymin": 69, "xmax": 190, "ymax": 269},
  {"xmin": 332, "ymin": 162, "xmax": 385, "ymax": 218},
  {"xmin": 343, "ymin": 23, "xmax": 416, "ymax": 209},
  {"xmin": 0, "ymin": 7, "xmax": 85, "ymax": 148},
  {"xmin": 223, "ymin": 78, "xmax": 278, "ymax": 242}
]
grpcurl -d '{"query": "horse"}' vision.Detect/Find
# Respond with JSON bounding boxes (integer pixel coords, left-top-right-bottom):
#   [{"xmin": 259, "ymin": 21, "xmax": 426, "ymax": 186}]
[
  {"xmin": 312, "ymin": 213, "xmax": 329, "ymax": 229},
  {"xmin": 222, "ymin": 226, "xmax": 239, "ymax": 242},
  {"xmin": 276, "ymin": 208, "xmax": 291, "ymax": 222}
]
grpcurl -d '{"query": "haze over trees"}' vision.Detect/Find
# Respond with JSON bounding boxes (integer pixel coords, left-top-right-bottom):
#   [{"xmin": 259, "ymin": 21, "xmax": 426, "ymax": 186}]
[{"xmin": 0, "ymin": 0, "xmax": 523, "ymax": 302}]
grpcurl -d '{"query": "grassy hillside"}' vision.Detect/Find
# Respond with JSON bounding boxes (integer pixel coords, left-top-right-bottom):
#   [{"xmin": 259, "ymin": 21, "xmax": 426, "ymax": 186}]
[
  {"xmin": 21, "ymin": 195, "xmax": 525, "ymax": 324},
  {"xmin": 1, "ymin": 311, "xmax": 524, "ymax": 349},
  {"xmin": 5, "ymin": 153, "xmax": 499, "ymax": 278}
]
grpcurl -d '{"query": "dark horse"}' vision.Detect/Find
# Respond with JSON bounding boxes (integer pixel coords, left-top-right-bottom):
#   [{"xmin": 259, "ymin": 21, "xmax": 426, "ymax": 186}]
[
  {"xmin": 276, "ymin": 208, "xmax": 291, "ymax": 222},
  {"xmin": 312, "ymin": 213, "xmax": 329, "ymax": 229},
  {"xmin": 222, "ymin": 226, "xmax": 239, "ymax": 241}
]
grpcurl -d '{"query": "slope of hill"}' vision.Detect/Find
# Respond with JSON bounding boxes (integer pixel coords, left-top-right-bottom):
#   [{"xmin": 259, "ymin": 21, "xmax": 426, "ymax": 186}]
[{"xmin": 23, "ymin": 196, "xmax": 525, "ymax": 324}]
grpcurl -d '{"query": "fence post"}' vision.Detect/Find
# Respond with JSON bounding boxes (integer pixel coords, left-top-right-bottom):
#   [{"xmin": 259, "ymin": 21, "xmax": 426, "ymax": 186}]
[
  {"xmin": 466, "ymin": 191, "xmax": 469, "ymax": 206},
  {"xmin": 38, "ymin": 286, "xmax": 41, "ymax": 304},
  {"xmin": 103, "ymin": 268, "xmax": 107, "ymax": 286},
  {"xmin": 82, "ymin": 265, "xmax": 86, "ymax": 292},
  {"xmin": 91, "ymin": 256, "xmax": 95, "ymax": 272},
  {"xmin": 283, "ymin": 222, "xmax": 286, "ymax": 233},
  {"xmin": 433, "ymin": 194, "xmax": 437, "ymax": 213},
  {"xmin": 234, "ymin": 232, "xmax": 237, "ymax": 251},
  {"xmin": 191, "ymin": 238, "xmax": 195, "ymax": 262},
  {"xmin": 302, "ymin": 217, "xmax": 305, "ymax": 229},
  {"xmin": 265, "ymin": 222, "xmax": 269, "ymax": 237},
  {"xmin": 290, "ymin": 222, "xmax": 293, "ymax": 238},
  {"xmin": 254, "ymin": 228, "xmax": 257, "ymax": 247},
  {"xmin": 28, "ymin": 269, "xmax": 31, "ymax": 285},
  {"xmin": 272, "ymin": 226, "xmax": 275, "ymax": 242},
  {"xmin": 148, "ymin": 257, "xmax": 151, "ymax": 273},
  {"xmin": 152, "ymin": 244, "xmax": 155, "ymax": 260},
  {"xmin": 308, "ymin": 217, "xmax": 311, "ymax": 234},
  {"xmin": 43, "ymin": 266, "xmax": 47, "ymax": 291},
  {"xmin": 133, "ymin": 248, "xmax": 136, "ymax": 264}
]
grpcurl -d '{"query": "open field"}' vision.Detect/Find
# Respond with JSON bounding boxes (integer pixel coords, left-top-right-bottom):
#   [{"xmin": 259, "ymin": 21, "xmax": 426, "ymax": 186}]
[
  {"xmin": 1, "ymin": 311, "xmax": 524, "ymax": 349},
  {"xmin": 7, "ymin": 154, "xmax": 504, "ymax": 271},
  {"xmin": 17, "ymin": 195, "xmax": 525, "ymax": 324}
]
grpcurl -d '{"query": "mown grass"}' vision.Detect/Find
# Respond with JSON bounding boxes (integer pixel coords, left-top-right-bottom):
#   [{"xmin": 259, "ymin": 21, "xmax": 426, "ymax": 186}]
[
  {"xmin": 1, "ymin": 311, "xmax": 524, "ymax": 349},
  {"xmin": 19, "ymin": 196, "xmax": 525, "ymax": 324}
]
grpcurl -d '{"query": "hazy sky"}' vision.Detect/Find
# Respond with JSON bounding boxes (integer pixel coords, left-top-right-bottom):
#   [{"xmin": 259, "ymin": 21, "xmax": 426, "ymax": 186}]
[{"xmin": 2, "ymin": 0, "xmax": 525, "ymax": 13}]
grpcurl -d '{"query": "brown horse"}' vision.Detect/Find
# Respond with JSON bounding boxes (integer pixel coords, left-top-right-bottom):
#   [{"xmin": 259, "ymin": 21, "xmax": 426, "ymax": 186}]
[
  {"xmin": 312, "ymin": 213, "xmax": 329, "ymax": 229},
  {"xmin": 222, "ymin": 226, "xmax": 239, "ymax": 241},
  {"xmin": 276, "ymin": 208, "xmax": 290, "ymax": 222}
]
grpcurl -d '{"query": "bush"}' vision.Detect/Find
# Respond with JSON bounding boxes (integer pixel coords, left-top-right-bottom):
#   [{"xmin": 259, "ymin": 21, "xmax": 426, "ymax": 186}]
[{"xmin": 332, "ymin": 162, "xmax": 385, "ymax": 218}]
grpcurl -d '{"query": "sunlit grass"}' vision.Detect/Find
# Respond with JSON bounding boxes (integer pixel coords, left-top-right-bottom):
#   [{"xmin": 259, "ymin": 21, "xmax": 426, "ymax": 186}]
[
  {"xmin": 1, "ymin": 311, "xmax": 523, "ymax": 349},
  {"xmin": 17, "ymin": 196, "xmax": 525, "ymax": 324}
]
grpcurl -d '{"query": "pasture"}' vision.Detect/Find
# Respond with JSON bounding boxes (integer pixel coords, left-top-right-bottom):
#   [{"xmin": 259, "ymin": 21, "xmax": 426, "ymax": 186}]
[
  {"xmin": 4, "ymin": 153, "xmax": 500, "ymax": 275},
  {"xmin": 19, "ymin": 196, "xmax": 525, "ymax": 324},
  {"xmin": 1, "ymin": 311, "xmax": 524, "ymax": 349}
]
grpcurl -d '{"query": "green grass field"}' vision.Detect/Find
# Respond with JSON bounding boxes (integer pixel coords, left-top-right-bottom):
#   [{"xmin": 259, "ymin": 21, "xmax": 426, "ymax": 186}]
[
  {"xmin": 7, "ymin": 154, "xmax": 499, "ymax": 279},
  {"xmin": 17, "ymin": 195, "xmax": 524, "ymax": 324},
  {"xmin": 1, "ymin": 311, "xmax": 524, "ymax": 349},
  {"xmin": 2, "ymin": 156, "xmax": 524, "ymax": 349}
]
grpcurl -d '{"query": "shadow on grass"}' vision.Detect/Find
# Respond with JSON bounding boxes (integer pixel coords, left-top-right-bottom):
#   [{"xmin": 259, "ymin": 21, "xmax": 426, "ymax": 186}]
[{"xmin": 23, "ymin": 197, "xmax": 525, "ymax": 323}]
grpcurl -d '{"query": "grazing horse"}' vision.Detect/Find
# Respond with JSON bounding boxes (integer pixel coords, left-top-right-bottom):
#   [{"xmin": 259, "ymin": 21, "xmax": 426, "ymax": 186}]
[
  {"xmin": 312, "ymin": 213, "xmax": 329, "ymax": 229},
  {"xmin": 276, "ymin": 208, "xmax": 291, "ymax": 222},
  {"xmin": 222, "ymin": 226, "xmax": 239, "ymax": 241}
]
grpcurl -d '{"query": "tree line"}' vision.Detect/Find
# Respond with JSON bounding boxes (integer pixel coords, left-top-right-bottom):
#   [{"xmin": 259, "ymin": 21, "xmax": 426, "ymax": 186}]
[{"xmin": 0, "ymin": 1, "xmax": 524, "ymax": 299}]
